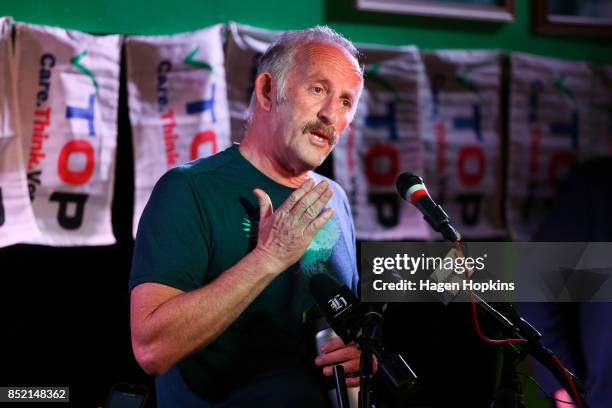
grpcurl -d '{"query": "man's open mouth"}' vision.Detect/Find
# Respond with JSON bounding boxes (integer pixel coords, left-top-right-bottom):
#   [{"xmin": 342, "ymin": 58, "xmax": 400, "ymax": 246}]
[
  {"xmin": 303, "ymin": 121, "xmax": 337, "ymax": 147},
  {"xmin": 310, "ymin": 130, "xmax": 330, "ymax": 143}
]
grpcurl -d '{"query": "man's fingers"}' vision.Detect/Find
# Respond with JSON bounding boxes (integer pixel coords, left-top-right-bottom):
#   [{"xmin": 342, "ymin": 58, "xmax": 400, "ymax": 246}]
[
  {"xmin": 320, "ymin": 365, "xmax": 361, "ymax": 387},
  {"xmin": 306, "ymin": 208, "xmax": 334, "ymax": 237},
  {"xmin": 319, "ymin": 336, "xmax": 347, "ymax": 354},
  {"xmin": 253, "ymin": 189, "xmax": 273, "ymax": 219},
  {"xmin": 345, "ymin": 377, "xmax": 360, "ymax": 388},
  {"xmin": 316, "ymin": 340, "xmax": 367, "ymax": 389},
  {"xmin": 278, "ymin": 178, "xmax": 314, "ymax": 213},
  {"xmin": 321, "ymin": 359, "xmax": 361, "ymax": 376},
  {"xmin": 315, "ymin": 345, "xmax": 360, "ymax": 367},
  {"xmin": 299, "ymin": 187, "xmax": 333, "ymax": 225},
  {"xmin": 289, "ymin": 180, "xmax": 329, "ymax": 219}
]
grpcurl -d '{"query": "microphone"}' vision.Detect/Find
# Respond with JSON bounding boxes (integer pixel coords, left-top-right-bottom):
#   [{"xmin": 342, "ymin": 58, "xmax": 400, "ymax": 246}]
[
  {"xmin": 310, "ymin": 274, "xmax": 418, "ymax": 399},
  {"xmin": 395, "ymin": 172, "xmax": 460, "ymax": 242},
  {"xmin": 302, "ymin": 306, "xmax": 360, "ymax": 408},
  {"xmin": 309, "ymin": 273, "xmax": 369, "ymax": 345}
]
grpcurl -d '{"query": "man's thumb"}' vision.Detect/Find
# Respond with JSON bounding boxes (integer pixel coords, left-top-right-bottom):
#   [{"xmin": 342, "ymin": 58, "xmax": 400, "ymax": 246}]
[{"xmin": 253, "ymin": 189, "xmax": 273, "ymax": 219}]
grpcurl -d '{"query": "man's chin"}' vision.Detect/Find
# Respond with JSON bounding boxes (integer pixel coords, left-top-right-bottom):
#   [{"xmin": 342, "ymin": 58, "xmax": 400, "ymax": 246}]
[
  {"xmin": 303, "ymin": 152, "xmax": 330, "ymax": 170},
  {"xmin": 288, "ymin": 144, "xmax": 332, "ymax": 172}
]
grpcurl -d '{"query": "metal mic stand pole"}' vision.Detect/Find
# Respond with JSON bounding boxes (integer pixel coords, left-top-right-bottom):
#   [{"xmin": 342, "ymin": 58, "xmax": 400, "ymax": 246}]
[
  {"xmin": 358, "ymin": 342, "xmax": 374, "ymax": 408},
  {"xmin": 329, "ymin": 338, "xmax": 375, "ymax": 408},
  {"xmin": 333, "ymin": 365, "xmax": 351, "ymax": 408}
]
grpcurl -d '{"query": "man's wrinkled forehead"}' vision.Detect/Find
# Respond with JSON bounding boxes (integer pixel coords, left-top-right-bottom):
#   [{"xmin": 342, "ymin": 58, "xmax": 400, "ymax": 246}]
[{"xmin": 290, "ymin": 41, "xmax": 363, "ymax": 88}]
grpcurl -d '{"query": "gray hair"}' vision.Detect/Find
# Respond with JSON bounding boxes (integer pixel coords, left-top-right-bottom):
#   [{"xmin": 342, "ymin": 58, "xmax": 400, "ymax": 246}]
[{"xmin": 245, "ymin": 26, "xmax": 361, "ymax": 127}]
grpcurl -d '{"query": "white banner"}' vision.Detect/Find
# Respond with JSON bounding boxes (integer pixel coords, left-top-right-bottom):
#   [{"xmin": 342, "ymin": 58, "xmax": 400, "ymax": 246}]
[
  {"xmin": 422, "ymin": 50, "xmax": 504, "ymax": 239},
  {"xmin": 0, "ymin": 17, "xmax": 40, "ymax": 247},
  {"xmin": 334, "ymin": 45, "xmax": 430, "ymax": 240},
  {"xmin": 127, "ymin": 24, "xmax": 231, "ymax": 237},
  {"xmin": 507, "ymin": 53, "xmax": 606, "ymax": 241},
  {"xmin": 16, "ymin": 23, "xmax": 120, "ymax": 246},
  {"xmin": 224, "ymin": 22, "xmax": 279, "ymax": 144}
]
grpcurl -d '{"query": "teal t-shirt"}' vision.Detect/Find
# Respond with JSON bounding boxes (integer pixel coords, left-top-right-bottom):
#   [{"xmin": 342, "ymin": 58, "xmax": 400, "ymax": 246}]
[{"xmin": 129, "ymin": 145, "xmax": 358, "ymax": 402}]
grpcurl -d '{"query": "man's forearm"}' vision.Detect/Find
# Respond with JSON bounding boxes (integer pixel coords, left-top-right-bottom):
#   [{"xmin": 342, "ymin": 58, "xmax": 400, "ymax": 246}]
[{"xmin": 131, "ymin": 248, "xmax": 283, "ymax": 375}]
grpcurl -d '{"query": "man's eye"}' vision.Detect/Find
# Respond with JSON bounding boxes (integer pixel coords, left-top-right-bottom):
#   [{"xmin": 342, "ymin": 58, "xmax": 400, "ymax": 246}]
[
  {"xmin": 312, "ymin": 87, "xmax": 323, "ymax": 93},
  {"xmin": 342, "ymin": 100, "xmax": 352, "ymax": 108}
]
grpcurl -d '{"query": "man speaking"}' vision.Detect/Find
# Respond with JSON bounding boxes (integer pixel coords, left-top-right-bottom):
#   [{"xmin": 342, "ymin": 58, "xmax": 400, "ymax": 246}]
[{"xmin": 129, "ymin": 26, "xmax": 364, "ymax": 406}]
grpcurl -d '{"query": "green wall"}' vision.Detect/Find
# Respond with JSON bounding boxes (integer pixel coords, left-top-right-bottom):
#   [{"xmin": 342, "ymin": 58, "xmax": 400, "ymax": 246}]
[{"xmin": 2, "ymin": 0, "xmax": 611, "ymax": 63}]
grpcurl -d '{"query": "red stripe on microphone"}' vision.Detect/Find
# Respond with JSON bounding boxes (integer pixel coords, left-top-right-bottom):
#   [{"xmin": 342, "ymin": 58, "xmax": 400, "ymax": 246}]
[{"xmin": 410, "ymin": 189, "xmax": 428, "ymax": 205}]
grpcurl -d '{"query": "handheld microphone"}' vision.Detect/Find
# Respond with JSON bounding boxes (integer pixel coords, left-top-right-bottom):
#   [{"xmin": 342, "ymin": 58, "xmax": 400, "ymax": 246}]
[
  {"xmin": 310, "ymin": 274, "xmax": 418, "ymax": 399},
  {"xmin": 309, "ymin": 273, "xmax": 368, "ymax": 345},
  {"xmin": 395, "ymin": 172, "xmax": 460, "ymax": 242},
  {"xmin": 303, "ymin": 306, "xmax": 360, "ymax": 408}
]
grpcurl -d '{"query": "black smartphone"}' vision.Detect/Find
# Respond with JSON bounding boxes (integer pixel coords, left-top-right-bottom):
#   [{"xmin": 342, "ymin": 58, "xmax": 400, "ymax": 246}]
[{"xmin": 104, "ymin": 383, "xmax": 149, "ymax": 408}]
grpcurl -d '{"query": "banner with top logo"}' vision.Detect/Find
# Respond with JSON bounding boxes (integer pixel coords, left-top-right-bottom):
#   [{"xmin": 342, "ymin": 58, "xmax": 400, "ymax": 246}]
[
  {"xmin": 421, "ymin": 50, "xmax": 504, "ymax": 239},
  {"xmin": 224, "ymin": 22, "xmax": 279, "ymax": 144},
  {"xmin": 0, "ymin": 17, "xmax": 40, "ymax": 247},
  {"xmin": 127, "ymin": 24, "xmax": 231, "ymax": 237},
  {"xmin": 15, "ymin": 23, "xmax": 120, "ymax": 246},
  {"xmin": 507, "ymin": 53, "xmax": 611, "ymax": 241},
  {"xmin": 334, "ymin": 45, "xmax": 430, "ymax": 240}
]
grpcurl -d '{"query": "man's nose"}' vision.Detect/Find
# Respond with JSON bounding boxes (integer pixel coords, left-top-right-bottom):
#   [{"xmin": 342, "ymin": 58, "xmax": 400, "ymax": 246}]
[{"xmin": 317, "ymin": 98, "xmax": 338, "ymax": 126}]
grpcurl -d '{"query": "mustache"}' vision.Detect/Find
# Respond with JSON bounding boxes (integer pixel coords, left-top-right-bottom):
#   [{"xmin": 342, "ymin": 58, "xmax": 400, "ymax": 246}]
[{"xmin": 302, "ymin": 120, "xmax": 337, "ymax": 147}]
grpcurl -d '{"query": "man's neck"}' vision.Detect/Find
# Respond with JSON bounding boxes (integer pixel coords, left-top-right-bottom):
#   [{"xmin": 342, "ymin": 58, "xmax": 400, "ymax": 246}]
[{"xmin": 239, "ymin": 134, "xmax": 310, "ymax": 188}]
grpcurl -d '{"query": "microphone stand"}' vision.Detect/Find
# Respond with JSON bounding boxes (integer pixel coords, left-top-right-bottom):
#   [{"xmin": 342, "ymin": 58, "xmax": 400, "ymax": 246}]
[
  {"xmin": 333, "ymin": 308, "xmax": 418, "ymax": 408},
  {"xmin": 333, "ymin": 365, "xmax": 351, "ymax": 408},
  {"xmin": 468, "ymin": 290, "xmax": 528, "ymax": 408},
  {"xmin": 356, "ymin": 309, "xmax": 384, "ymax": 408},
  {"xmin": 449, "ymin": 239, "xmax": 589, "ymax": 408},
  {"xmin": 487, "ymin": 301, "xmax": 589, "ymax": 408},
  {"xmin": 395, "ymin": 174, "xmax": 588, "ymax": 407},
  {"xmin": 328, "ymin": 332, "xmax": 376, "ymax": 408},
  {"xmin": 325, "ymin": 324, "xmax": 376, "ymax": 408},
  {"xmin": 358, "ymin": 338, "xmax": 375, "ymax": 408}
]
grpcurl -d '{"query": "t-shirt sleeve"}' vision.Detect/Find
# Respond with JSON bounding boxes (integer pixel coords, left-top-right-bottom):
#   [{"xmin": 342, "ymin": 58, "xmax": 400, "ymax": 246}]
[
  {"xmin": 344, "ymin": 195, "xmax": 359, "ymax": 295},
  {"xmin": 332, "ymin": 180, "xmax": 360, "ymax": 295},
  {"xmin": 129, "ymin": 169, "xmax": 211, "ymax": 293}
]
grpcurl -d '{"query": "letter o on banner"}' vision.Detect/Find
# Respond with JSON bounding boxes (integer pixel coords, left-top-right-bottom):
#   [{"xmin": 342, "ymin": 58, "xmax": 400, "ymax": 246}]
[
  {"xmin": 190, "ymin": 130, "xmax": 217, "ymax": 161},
  {"xmin": 458, "ymin": 145, "xmax": 485, "ymax": 187},
  {"xmin": 364, "ymin": 143, "xmax": 400, "ymax": 186},
  {"xmin": 57, "ymin": 140, "xmax": 95, "ymax": 185}
]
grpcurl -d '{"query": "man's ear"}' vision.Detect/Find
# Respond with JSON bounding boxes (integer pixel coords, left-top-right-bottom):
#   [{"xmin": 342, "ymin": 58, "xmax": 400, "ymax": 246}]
[{"xmin": 254, "ymin": 72, "xmax": 274, "ymax": 112}]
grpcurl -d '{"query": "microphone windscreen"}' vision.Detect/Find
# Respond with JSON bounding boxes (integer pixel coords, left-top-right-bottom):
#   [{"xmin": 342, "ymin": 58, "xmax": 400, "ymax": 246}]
[
  {"xmin": 309, "ymin": 273, "xmax": 344, "ymax": 306},
  {"xmin": 395, "ymin": 172, "xmax": 423, "ymax": 197},
  {"xmin": 309, "ymin": 273, "xmax": 360, "ymax": 343}
]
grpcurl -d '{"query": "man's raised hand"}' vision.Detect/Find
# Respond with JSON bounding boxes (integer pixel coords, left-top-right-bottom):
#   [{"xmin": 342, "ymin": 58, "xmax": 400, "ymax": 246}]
[{"xmin": 252, "ymin": 179, "xmax": 334, "ymax": 272}]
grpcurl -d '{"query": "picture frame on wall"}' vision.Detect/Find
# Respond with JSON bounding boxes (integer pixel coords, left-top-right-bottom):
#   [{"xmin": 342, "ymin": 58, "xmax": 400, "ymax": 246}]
[
  {"xmin": 533, "ymin": 0, "xmax": 612, "ymax": 37},
  {"xmin": 355, "ymin": 0, "xmax": 515, "ymax": 22}
]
